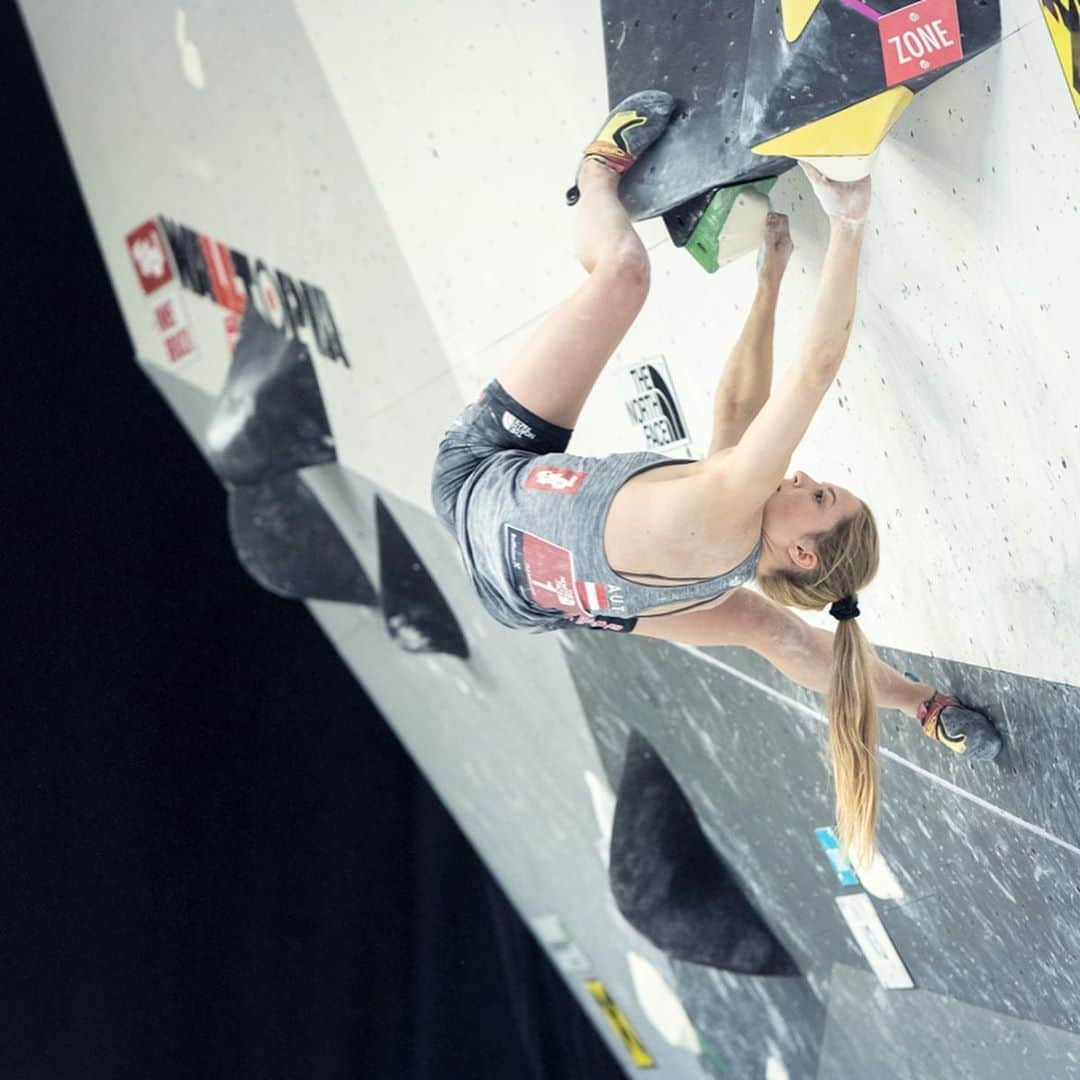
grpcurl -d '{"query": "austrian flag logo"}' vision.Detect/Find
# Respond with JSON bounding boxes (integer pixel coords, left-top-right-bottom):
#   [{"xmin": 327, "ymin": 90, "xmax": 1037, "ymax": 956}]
[
  {"xmin": 576, "ymin": 580, "xmax": 610, "ymax": 611},
  {"xmin": 524, "ymin": 466, "xmax": 587, "ymax": 493}
]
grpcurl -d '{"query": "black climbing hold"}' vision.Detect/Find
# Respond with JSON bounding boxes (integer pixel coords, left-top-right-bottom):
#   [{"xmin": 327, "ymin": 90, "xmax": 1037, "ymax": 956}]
[
  {"xmin": 662, "ymin": 183, "xmax": 725, "ymax": 248},
  {"xmin": 609, "ymin": 731, "xmax": 799, "ymax": 976},
  {"xmin": 227, "ymin": 470, "xmax": 377, "ymax": 605},
  {"xmin": 206, "ymin": 306, "xmax": 336, "ymax": 486},
  {"xmin": 600, "ymin": 1, "xmax": 1001, "ymax": 220},
  {"xmin": 601, "ymin": 1, "xmax": 791, "ymax": 218},
  {"xmin": 375, "ymin": 496, "xmax": 468, "ymax": 658}
]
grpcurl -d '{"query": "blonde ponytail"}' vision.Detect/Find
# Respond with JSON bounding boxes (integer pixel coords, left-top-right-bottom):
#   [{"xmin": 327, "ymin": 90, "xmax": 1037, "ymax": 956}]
[
  {"xmin": 826, "ymin": 616, "xmax": 880, "ymax": 866},
  {"xmin": 757, "ymin": 503, "xmax": 881, "ymax": 866}
]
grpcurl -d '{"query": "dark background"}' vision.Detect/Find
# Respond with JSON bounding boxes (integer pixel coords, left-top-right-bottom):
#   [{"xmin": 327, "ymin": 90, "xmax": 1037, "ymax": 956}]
[{"xmin": 3, "ymin": 5, "xmax": 625, "ymax": 1076}]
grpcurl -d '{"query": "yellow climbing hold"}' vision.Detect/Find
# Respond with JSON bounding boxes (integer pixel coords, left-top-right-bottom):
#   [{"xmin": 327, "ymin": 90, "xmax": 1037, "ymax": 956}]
[
  {"xmin": 781, "ymin": 0, "xmax": 822, "ymax": 43},
  {"xmin": 1040, "ymin": 0, "xmax": 1080, "ymax": 116},
  {"xmin": 751, "ymin": 86, "xmax": 915, "ymax": 159}
]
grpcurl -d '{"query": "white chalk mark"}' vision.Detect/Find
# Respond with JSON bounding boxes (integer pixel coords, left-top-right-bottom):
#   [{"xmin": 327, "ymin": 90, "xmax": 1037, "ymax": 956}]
[{"xmin": 175, "ymin": 9, "xmax": 205, "ymax": 90}]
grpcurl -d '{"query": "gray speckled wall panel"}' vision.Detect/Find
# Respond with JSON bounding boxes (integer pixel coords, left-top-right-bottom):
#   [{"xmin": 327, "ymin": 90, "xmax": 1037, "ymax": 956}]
[
  {"xmin": 818, "ymin": 963, "xmax": 1080, "ymax": 1080},
  {"xmin": 562, "ymin": 628, "xmax": 1080, "ymax": 1055},
  {"xmin": 673, "ymin": 963, "xmax": 826, "ymax": 1079}
]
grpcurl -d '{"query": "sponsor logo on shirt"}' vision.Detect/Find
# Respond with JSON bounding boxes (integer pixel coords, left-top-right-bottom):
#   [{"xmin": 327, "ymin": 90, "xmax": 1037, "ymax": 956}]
[
  {"xmin": 561, "ymin": 613, "xmax": 635, "ymax": 633},
  {"xmin": 504, "ymin": 527, "xmax": 627, "ymax": 618},
  {"xmin": 523, "ymin": 466, "xmax": 587, "ymax": 493}
]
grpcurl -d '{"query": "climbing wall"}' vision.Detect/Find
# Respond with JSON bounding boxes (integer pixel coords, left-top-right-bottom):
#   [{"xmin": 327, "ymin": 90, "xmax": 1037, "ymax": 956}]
[{"xmin": 20, "ymin": 0, "xmax": 1080, "ymax": 1075}]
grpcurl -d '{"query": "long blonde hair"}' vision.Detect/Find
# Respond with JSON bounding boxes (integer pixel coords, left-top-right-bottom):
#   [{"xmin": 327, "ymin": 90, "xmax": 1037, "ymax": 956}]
[{"xmin": 757, "ymin": 503, "xmax": 881, "ymax": 866}]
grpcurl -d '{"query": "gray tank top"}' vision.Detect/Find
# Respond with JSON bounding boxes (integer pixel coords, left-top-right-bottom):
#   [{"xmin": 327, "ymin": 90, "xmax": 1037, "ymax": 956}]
[{"xmin": 455, "ymin": 447, "xmax": 762, "ymax": 629}]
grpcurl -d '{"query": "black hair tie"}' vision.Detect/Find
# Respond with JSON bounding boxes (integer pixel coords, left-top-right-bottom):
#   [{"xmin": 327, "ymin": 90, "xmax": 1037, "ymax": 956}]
[{"xmin": 829, "ymin": 595, "xmax": 860, "ymax": 622}]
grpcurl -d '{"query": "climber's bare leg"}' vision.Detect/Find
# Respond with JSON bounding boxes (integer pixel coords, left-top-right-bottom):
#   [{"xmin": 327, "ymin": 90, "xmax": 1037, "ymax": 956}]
[{"xmin": 494, "ymin": 159, "xmax": 650, "ymax": 431}]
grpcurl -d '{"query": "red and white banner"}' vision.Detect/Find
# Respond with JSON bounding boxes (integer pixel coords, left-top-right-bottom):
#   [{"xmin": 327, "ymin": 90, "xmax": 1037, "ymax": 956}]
[{"xmin": 125, "ymin": 219, "xmax": 199, "ymax": 371}]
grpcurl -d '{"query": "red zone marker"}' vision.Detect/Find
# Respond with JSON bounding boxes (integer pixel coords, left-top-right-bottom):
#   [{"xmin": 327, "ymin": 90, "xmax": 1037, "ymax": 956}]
[
  {"xmin": 837, "ymin": 0, "xmax": 964, "ymax": 87},
  {"xmin": 879, "ymin": 0, "xmax": 963, "ymax": 85}
]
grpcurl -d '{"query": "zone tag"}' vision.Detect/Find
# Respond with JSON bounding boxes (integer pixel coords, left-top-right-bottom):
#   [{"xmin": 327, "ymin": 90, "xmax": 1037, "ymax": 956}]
[{"xmin": 879, "ymin": 0, "xmax": 963, "ymax": 87}]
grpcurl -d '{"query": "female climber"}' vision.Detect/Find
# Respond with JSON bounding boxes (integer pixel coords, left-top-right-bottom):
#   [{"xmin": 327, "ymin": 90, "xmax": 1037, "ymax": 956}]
[{"xmin": 431, "ymin": 90, "xmax": 1002, "ymax": 865}]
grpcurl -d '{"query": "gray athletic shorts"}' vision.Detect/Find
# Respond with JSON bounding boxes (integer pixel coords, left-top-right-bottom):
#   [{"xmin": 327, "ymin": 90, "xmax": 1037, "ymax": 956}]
[
  {"xmin": 430, "ymin": 379, "xmax": 587, "ymax": 633},
  {"xmin": 431, "ymin": 379, "xmax": 573, "ymax": 534}
]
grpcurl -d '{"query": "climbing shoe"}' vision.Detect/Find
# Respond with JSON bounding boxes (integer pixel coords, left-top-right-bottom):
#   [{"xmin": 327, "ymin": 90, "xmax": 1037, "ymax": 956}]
[
  {"xmin": 566, "ymin": 90, "xmax": 677, "ymax": 206},
  {"xmin": 917, "ymin": 692, "xmax": 1002, "ymax": 761}
]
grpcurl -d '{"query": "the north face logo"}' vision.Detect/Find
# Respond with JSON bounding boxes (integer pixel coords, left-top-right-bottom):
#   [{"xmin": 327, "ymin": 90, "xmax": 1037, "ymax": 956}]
[
  {"xmin": 502, "ymin": 411, "xmax": 536, "ymax": 440},
  {"xmin": 524, "ymin": 466, "xmax": 587, "ymax": 493}
]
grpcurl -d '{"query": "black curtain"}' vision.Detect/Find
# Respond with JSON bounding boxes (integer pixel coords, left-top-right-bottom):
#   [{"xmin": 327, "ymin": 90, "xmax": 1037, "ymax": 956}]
[{"xmin": 2, "ymin": 6, "xmax": 624, "ymax": 1077}]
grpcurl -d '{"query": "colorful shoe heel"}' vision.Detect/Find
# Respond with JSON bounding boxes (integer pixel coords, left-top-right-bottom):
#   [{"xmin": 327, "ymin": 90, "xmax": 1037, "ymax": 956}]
[
  {"xmin": 565, "ymin": 90, "xmax": 677, "ymax": 206},
  {"xmin": 918, "ymin": 692, "xmax": 1003, "ymax": 761}
]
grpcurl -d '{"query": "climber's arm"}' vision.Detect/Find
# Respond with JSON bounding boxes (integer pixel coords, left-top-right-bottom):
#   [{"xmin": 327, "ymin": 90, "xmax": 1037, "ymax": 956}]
[{"xmin": 631, "ymin": 587, "xmax": 932, "ymax": 717}]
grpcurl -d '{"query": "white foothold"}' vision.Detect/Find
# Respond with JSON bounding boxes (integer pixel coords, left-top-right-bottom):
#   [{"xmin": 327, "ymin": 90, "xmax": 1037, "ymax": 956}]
[
  {"xmin": 627, "ymin": 952, "xmax": 701, "ymax": 1052},
  {"xmin": 852, "ymin": 848, "xmax": 905, "ymax": 901},
  {"xmin": 796, "ymin": 150, "xmax": 878, "ymax": 181},
  {"xmin": 175, "ymin": 10, "xmax": 206, "ymax": 90},
  {"xmin": 714, "ymin": 188, "xmax": 771, "ymax": 269},
  {"xmin": 584, "ymin": 770, "xmax": 616, "ymax": 850}
]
